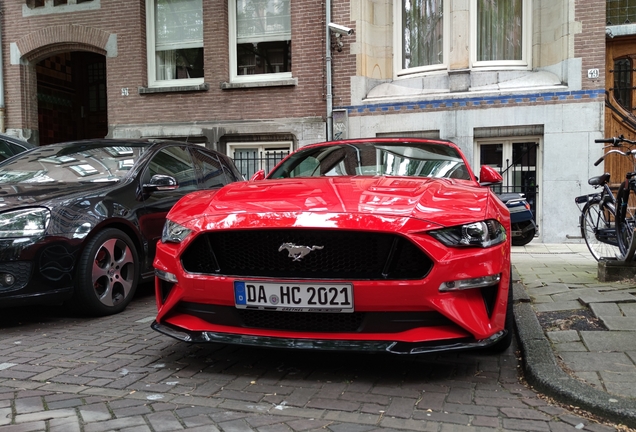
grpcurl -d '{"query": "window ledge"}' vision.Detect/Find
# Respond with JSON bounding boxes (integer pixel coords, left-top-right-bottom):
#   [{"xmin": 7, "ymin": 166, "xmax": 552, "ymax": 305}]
[
  {"xmin": 221, "ymin": 78, "xmax": 298, "ymax": 90},
  {"xmin": 138, "ymin": 83, "xmax": 209, "ymax": 94}
]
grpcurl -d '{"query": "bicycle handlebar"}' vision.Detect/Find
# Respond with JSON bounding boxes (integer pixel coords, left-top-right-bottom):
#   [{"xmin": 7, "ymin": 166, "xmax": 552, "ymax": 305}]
[
  {"xmin": 594, "ymin": 148, "xmax": 635, "ymax": 166},
  {"xmin": 595, "ymin": 135, "xmax": 636, "ymax": 146}
]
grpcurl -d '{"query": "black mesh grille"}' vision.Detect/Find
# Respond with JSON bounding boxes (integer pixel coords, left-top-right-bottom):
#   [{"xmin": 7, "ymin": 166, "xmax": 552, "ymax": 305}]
[
  {"xmin": 174, "ymin": 302, "xmax": 454, "ymax": 333},
  {"xmin": 238, "ymin": 309, "xmax": 365, "ymax": 332},
  {"xmin": 181, "ymin": 229, "xmax": 433, "ymax": 279}
]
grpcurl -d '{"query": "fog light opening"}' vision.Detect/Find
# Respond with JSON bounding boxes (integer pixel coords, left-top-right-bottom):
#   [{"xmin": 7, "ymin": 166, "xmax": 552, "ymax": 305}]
[
  {"xmin": 1, "ymin": 273, "xmax": 16, "ymax": 287},
  {"xmin": 439, "ymin": 273, "xmax": 501, "ymax": 292},
  {"xmin": 155, "ymin": 269, "xmax": 178, "ymax": 283}
]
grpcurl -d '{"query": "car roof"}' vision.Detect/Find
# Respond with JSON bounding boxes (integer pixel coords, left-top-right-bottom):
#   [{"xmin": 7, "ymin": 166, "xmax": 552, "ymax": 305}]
[{"xmin": 299, "ymin": 137, "xmax": 461, "ymax": 150}]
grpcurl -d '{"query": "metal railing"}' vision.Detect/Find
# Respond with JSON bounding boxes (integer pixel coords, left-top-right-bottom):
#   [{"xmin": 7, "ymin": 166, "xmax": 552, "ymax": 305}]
[{"xmin": 232, "ymin": 150, "xmax": 290, "ymax": 179}]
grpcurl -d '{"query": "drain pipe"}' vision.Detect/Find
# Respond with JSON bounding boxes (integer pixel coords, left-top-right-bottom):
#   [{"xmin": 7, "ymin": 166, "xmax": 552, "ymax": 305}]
[
  {"xmin": 0, "ymin": 12, "xmax": 5, "ymax": 133},
  {"xmin": 325, "ymin": 0, "xmax": 333, "ymax": 141}
]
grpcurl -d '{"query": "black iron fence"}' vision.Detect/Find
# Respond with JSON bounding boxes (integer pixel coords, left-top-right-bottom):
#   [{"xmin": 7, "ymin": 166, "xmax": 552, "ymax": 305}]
[
  {"xmin": 232, "ymin": 150, "xmax": 290, "ymax": 179},
  {"xmin": 497, "ymin": 142, "xmax": 538, "ymax": 220}
]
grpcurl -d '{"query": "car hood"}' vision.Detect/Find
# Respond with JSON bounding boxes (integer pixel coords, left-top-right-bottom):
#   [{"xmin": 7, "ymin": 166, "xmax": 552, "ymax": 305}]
[
  {"xmin": 171, "ymin": 176, "xmax": 492, "ymax": 228},
  {"xmin": 0, "ymin": 182, "xmax": 115, "ymax": 209}
]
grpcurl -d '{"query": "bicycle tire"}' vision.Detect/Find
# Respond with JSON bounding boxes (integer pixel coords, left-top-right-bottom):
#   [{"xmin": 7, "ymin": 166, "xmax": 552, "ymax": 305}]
[
  {"xmin": 581, "ymin": 200, "xmax": 620, "ymax": 261},
  {"xmin": 615, "ymin": 182, "xmax": 636, "ymax": 257}
]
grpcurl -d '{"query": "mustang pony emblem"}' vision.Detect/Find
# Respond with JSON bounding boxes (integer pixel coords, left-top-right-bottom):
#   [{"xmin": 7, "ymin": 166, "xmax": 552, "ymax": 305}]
[{"xmin": 278, "ymin": 243, "xmax": 324, "ymax": 261}]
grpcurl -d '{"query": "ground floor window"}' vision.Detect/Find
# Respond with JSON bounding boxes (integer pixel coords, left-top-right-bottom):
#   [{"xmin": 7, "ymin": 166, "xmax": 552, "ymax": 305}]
[
  {"xmin": 475, "ymin": 137, "xmax": 540, "ymax": 222},
  {"xmin": 228, "ymin": 142, "xmax": 292, "ymax": 179}
]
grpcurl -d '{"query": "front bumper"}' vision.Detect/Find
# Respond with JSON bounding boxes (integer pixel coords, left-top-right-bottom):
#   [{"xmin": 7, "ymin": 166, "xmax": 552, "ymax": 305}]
[{"xmin": 151, "ymin": 320, "xmax": 508, "ymax": 354}]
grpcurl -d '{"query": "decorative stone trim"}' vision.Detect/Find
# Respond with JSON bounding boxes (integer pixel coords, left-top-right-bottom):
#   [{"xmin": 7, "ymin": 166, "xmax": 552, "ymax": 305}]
[
  {"xmin": 16, "ymin": 24, "xmax": 111, "ymax": 62},
  {"xmin": 220, "ymin": 78, "xmax": 298, "ymax": 89},
  {"xmin": 138, "ymin": 83, "xmax": 210, "ymax": 94}
]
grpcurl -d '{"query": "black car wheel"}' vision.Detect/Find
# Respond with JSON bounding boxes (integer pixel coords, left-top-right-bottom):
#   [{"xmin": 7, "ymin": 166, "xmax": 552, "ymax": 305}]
[
  {"xmin": 511, "ymin": 223, "xmax": 536, "ymax": 246},
  {"xmin": 72, "ymin": 228, "xmax": 139, "ymax": 316}
]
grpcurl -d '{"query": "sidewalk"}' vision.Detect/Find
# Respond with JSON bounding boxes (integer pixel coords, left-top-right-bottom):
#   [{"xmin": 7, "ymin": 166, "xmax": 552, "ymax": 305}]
[{"xmin": 512, "ymin": 243, "xmax": 636, "ymax": 427}]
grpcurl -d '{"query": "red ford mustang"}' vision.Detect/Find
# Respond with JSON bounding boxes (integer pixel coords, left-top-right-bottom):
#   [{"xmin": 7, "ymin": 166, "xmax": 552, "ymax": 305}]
[{"xmin": 152, "ymin": 138, "xmax": 512, "ymax": 354}]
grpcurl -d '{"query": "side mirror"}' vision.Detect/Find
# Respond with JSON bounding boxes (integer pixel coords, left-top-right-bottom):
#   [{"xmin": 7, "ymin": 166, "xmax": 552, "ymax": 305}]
[
  {"xmin": 250, "ymin": 169, "xmax": 266, "ymax": 181},
  {"xmin": 143, "ymin": 174, "xmax": 178, "ymax": 192},
  {"xmin": 479, "ymin": 165, "xmax": 503, "ymax": 186}
]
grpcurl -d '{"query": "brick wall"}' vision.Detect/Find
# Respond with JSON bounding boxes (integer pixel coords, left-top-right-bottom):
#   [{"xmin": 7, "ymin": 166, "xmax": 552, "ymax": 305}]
[
  {"xmin": 1, "ymin": 0, "xmax": 327, "ymax": 134},
  {"xmin": 575, "ymin": 0, "xmax": 606, "ymax": 91},
  {"xmin": 330, "ymin": 1, "xmax": 355, "ymax": 109}
]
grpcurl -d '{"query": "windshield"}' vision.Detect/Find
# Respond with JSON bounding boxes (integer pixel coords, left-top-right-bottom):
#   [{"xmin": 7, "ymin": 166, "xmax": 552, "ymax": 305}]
[
  {"xmin": 0, "ymin": 144, "xmax": 147, "ymax": 185},
  {"xmin": 268, "ymin": 142, "xmax": 472, "ymax": 180}
]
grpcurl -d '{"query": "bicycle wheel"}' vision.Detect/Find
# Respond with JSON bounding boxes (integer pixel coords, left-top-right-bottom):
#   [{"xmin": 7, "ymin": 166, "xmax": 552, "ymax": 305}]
[
  {"xmin": 581, "ymin": 200, "xmax": 620, "ymax": 261},
  {"xmin": 615, "ymin": 182, "xmax": 636, "ymax": 257}
]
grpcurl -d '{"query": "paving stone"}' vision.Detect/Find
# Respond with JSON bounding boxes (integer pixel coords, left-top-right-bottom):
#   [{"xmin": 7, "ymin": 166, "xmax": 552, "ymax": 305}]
[
  {"xmin": 79, "ymin": 403, "xmax": 112, "ymax": 422},
  {"xmin": 572, "ymin": 372, "xmax": 603, "ymax": 389},
  {"xmin": 0, "ymin": 421, "xmax": 47, "ymax": 432},
  {"xmin": 83, "ymin": 416, "xmax": 148, "ymax": 432},
  {"xmin": 552, "ymin": 342, "xmax": 589, "ymax": 352},
  {"xmin": 49, "ymin": 416, "xmax": 81, "ymax": 432},
  {"xmin": 546, "ymin": 330, "xmax": 580, "ymax": 343},
  {"xmin": 579, "ymin": 293, "xmax": 636, "ymax": 305},
  {"xmin": 589, "ymin": 303, "xmax": 622, "ymax": 317},
  {"xmin": 557, "ymin": 352, "xmax": 636, "ymax": 372},
  {"xmin": 13, "ymin": 408, "xmax": 76, "ymax": 424},
  {"xmin": 619, "ymin": 303, "xmax": 636, "ymax": 316},
  {"xmin": 599, "ymin": 317, "xmax": 636, "ymax": 330},
  {"xmin": 146, "ymin": 411, "xmax": 185, "ymax": 431},
  {"xmin": 533, "ymin": 301, "xmax": 584, "ymax": 313},
  {"xmin": 579, "ymin": 331, "xmax": 636, "ymax": 351},
  {"xmin": 14, "ymin": 397, "xmax": 44, "ymax": 414}
]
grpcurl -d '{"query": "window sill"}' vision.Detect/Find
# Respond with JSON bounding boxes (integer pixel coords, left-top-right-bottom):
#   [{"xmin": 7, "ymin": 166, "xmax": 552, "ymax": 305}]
[
  {"xmin": 221, "ymin": 78, "xmax": 298, "ymax": 90},
  {"xmin": 138, "ymin": 83, "xmax": 209, "ymax": 94}
]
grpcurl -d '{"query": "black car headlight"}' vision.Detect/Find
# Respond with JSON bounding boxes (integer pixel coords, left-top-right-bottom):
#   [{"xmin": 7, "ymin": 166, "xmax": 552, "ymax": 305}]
[
  {"xmin": 162, "ymin": 219, "xmax": 192, "ymax": 243},
  {"xmin": 0, "ymin": 207, "xmax": 50, "ymax": 238},
  {"xmin": 430, "ymin": 220, "xmax": 506, "ymax": 248}
]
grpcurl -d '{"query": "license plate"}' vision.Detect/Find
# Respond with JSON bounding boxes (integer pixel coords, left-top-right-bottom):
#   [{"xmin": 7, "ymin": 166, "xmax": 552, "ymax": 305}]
[{"xmin": 234, "ymin": 281, "xmax": 354, "ymax": 312}]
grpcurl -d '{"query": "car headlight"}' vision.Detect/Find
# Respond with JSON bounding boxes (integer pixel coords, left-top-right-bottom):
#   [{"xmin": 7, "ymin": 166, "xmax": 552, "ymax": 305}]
[
  {"xmin": 0, "ymin": 208, "xmax": 50, "ymax": 238},
  {"xmin": 162, "ymin": 219, "xmax": 192, "ymax": 243},
  {"xmin": 429, "ymin": 219, "xmax": 506, "ymax": 248}
]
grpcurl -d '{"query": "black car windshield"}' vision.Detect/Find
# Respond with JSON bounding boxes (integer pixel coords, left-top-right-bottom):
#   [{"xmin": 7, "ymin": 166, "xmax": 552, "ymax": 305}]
[
  {"xmin": 0, "ymin": 144, "xmax": 145, "ymax": 185},
  {"xmin": 268, "ymin": 142, "xmax": 471, "ymax": 180}
]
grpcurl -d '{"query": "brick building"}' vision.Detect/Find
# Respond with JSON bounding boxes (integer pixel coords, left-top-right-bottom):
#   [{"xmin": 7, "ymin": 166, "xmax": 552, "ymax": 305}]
[{"xmin": 0, "ymin": 0, "xmax": 610, "ymax": 243}]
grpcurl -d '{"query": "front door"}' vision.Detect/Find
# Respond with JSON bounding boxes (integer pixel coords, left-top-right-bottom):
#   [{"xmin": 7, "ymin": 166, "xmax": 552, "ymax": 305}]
[{"xmin": 36, "ymin": 51, "xmax": 108, "ymax": 145}]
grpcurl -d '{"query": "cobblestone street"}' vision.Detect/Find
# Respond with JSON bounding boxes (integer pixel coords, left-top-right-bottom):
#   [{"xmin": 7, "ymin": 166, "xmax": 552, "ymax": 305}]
[{"xmin": 0, "ymin": 284, "xmax": 620, "ymax": 432}]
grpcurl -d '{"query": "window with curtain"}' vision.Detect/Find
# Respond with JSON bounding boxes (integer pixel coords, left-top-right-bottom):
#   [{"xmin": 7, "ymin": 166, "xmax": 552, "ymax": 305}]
[
  {"xmin": 150, "ymin": 0, "xmax": 204, "ymax": 85},
  {"xmin": 402, "ymin": 0, "xmax": 444, "ymax": 70},
  {"xmin": 476, "ymin": 0, "xmax": 522, "ymax": 62},
  {"xmin": 233, "ymin": 0, "xmax": 291, "ymax": 78}
]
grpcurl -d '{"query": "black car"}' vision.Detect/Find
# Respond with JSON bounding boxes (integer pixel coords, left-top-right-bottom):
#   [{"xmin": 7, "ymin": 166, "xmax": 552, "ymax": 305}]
[
  {"xmin": 0, "ymin": 133, "xmax": 35, "ymax": 161},
  {"xmin": 0, "ymin": 139, "xmax": 243, "ymax": 315}
]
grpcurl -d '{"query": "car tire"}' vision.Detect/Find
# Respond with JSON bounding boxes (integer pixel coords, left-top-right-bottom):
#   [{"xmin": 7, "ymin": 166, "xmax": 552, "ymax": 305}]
[
  {"xmin": 486, "ymin": 273, "xmax": 514, "ymax": 353},
  {"xmin": 71, "ymin": 228, "xmax": 139, "ymax": 316},
  {"xmin": 511, "ymin": 225, "xmax": 535, "ymax": 247}
]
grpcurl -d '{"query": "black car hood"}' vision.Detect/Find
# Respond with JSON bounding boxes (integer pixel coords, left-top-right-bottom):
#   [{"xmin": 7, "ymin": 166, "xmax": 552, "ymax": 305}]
[{"xmin": 0, "ymin": 182, "xmax": 118, "ymax": 209}]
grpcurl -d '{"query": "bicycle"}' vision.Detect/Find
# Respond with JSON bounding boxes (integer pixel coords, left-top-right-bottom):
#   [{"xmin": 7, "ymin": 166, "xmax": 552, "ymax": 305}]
[{"xmin": 576, "ymin": 136, "xmax": 636, "ymax": 261}]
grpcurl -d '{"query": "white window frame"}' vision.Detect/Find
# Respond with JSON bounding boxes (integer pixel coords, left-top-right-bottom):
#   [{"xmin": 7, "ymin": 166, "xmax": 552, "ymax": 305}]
[
  {"xmin": 145, "ymin": 0, "xmax": 205, "ymax": 88},
  {"xmin": 23, "ymin": 0, "xmax": 100, "ymax": 16},
  {"xmin": 393, "ymin": 0, "xmax": 450, "ymax": 78},
  {"xmin": 469, "ymin": 0, "xmax": 532, "ymax": 70},
  {"xmin": 228, "ymin": 0, "xmax": 293, "ymax": 84}
]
